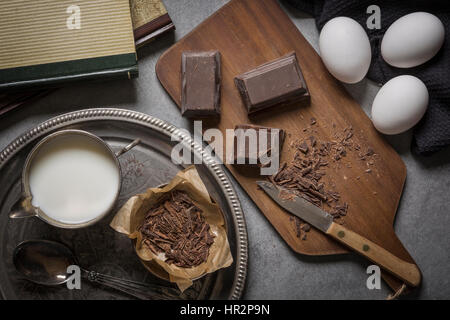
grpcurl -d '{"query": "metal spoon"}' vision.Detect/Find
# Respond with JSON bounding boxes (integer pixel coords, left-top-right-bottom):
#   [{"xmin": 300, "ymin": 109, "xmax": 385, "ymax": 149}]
[{"xmin": 13, "ymin": 240, "xmax": 181, "ymax": 300}]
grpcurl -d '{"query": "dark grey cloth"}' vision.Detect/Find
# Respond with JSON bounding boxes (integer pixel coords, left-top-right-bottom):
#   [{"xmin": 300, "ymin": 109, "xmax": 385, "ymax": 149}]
[{"xmin": 285, "ymin": 0, "xmax": 450, "ymax": 155}]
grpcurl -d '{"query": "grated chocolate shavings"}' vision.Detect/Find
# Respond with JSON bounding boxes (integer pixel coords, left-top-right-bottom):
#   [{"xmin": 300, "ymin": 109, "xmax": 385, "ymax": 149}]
[
  {"xmin": 271, "ymin": 126, "xmax": 357, "ymax": 239},
  {"xmin": 270, "ymin": 118, "xmax": 380, "ymax": 240},
  {"xmin": 139, "ymin": 190, "xmax": 215, "ymax": 268}
]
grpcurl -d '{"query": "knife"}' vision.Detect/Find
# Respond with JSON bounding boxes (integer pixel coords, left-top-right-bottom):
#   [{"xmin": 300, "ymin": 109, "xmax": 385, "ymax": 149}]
[{"xmin": 257, "ymin": 181, "xmax": 421, "ymax": 287}]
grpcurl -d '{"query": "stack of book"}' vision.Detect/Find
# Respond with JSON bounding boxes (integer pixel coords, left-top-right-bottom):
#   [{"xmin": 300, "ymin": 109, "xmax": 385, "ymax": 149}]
[
  {"xmin": 0, "ymin": 0, "xmax": 174, "ymax": 116},
  {"xmin": 131, "ymin": 0, "xmax": 175, "ymax": 48}
]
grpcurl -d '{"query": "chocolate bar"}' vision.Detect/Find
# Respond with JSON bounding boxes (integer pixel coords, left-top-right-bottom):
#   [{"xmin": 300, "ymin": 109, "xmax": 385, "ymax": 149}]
[
  {"xmin": 234, "ymin": 52, "xmax": 309, "ymax": 114},
  {"xmin": 181, "ymin": 51, "xmax": 221, "ymax": 117},
  {"xmin": 233, "ymin": 124, "xmax": 285, "ymax": 166}
]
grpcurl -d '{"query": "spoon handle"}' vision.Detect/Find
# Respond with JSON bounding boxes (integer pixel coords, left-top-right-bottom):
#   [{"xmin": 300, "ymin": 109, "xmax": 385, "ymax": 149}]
[{"xmin": 82, "ymin": 269, "xmax": 181, "ymax": 300}]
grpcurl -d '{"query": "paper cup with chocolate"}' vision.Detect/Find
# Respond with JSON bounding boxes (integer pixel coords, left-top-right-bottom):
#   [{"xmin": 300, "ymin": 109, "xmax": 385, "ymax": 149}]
[{"xmin": 110, "ymin": 166, "xmax": 233, "ymax": 291}]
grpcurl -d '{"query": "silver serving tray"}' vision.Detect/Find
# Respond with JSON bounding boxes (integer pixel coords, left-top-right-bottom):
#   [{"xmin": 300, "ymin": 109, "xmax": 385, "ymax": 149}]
[{"xmin": 0, "ymin": 108, "xmax": 248, "ymax": 300}]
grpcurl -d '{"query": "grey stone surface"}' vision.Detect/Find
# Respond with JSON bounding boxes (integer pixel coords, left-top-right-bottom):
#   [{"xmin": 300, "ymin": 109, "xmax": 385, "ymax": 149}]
[{"xmin": 1, "ymin": 0, "xmax": 449, "ymax": 299}]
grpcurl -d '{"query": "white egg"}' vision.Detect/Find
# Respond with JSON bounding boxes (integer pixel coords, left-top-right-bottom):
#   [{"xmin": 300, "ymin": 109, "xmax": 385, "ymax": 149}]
[
  {"xmin": 371, "ymin": 75, "xmax": 428, "ymax": 135},
  {"xmin": 381, "ymin": 12, "xmax": 445, "ymax": 68},
  {"xmin": 319, "ymin": 17, "xmax": 371, "ymax": 84}
]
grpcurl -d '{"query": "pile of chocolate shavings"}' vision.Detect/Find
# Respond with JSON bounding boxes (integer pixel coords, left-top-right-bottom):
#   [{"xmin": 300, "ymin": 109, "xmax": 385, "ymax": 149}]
[
  {"xmin": 139, "ymin": 190, "xmax": 215, "ymax": 268},
  {"xmin": 271, "ymin": 124, "xmax": 357, "ymax": 240}
]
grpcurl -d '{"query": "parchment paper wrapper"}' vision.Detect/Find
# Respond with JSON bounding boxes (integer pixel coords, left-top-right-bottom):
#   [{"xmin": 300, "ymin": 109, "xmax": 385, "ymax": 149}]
[{"xmin": 110, "ymin": 166, "xmax": 233, "ymax": 291}]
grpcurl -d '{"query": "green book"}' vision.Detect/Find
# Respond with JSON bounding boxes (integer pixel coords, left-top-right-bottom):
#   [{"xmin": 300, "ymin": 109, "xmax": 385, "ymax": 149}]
[{"xmin": 0, "ymin": 0, "xmax": 138, "ymax": 92}]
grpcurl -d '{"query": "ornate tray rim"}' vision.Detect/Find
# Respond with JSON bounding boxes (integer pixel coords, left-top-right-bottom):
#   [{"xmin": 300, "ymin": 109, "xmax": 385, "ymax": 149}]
[{"xmin": 0, "ymin": 108, "xmax": 248, "ymax": 300}]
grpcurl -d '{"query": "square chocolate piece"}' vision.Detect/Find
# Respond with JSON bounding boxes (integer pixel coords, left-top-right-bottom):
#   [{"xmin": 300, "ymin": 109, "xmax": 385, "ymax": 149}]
[
  {"xmin": 234, "ymin": 52, "xmax": 309, "ymax": 114},
  {"xmin": 181, "ymin": 51, "xmax": 221, "ymax": 117},
  {"xmin": 233, "ymin": 124, "xmax": 285, "ymax": 166}
]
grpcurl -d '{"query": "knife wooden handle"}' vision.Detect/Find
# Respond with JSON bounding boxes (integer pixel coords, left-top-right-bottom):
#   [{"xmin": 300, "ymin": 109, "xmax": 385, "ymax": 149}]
[{"xmin": 327, "ymin": 222, "xmax": 421, "ymax": 287}]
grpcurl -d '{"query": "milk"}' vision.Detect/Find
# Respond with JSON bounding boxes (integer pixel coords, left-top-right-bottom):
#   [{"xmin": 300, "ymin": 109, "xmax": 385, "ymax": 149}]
[{"xmin": 28, "ymin": 135, "xmax": 120, "ymax": 224}]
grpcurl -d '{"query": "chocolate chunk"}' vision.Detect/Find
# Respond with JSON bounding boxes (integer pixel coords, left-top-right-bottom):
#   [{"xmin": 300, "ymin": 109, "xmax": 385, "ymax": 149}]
[
  {"xmin": 234, "ymin": 52, "xmax": 309, "ymax": 114},
  {"xmin": 233, "ymin": 124, "xmax": 285, "ymax": 166},
  {"xmin": 181, "ymin": 51, "xmax": 221, "ymax": 117}
]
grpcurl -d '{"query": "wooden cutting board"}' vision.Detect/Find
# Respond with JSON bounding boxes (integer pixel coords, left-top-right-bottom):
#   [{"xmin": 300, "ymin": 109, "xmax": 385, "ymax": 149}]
[{"xmin": 156, "ymin": 0, "xmax": 419, "ymax": 293}]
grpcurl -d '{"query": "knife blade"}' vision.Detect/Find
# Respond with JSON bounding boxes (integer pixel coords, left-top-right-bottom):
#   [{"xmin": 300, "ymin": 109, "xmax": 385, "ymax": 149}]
[
  {"xmin": 256, "ymin": 180, "xmax": 333, "ymax": 232},
  {"xmin": 257, "ymin": 181, "xmax": 421, "ymax": 287}
]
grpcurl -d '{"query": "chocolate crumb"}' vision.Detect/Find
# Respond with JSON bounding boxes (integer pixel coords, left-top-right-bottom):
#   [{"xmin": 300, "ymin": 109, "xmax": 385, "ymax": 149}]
[
  {"xmin": 301, "ymin": 224, "xmax": 311, "ymax": 232},
  {"xmin": 294, "ymin": 217, "xmax": 301, "ymax": 238},
  {"xmin": 298, "ymin": 141, "xmax": 309, "ymax": 154}
]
